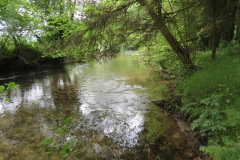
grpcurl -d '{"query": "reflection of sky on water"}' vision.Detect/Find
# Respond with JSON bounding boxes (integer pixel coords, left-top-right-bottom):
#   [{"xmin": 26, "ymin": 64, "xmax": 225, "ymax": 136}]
[
  {"xmin": 0, "ymin": 55, "xmax": 165, "ymax": 159},
  {"xmin": 0, "ymin": 62, "xmax": 148, "ymax": 149},
  {"xmin": 0, "ymin": 79, "xmax": 55, "ymax": 115},
  {"xmin": 24, "ymin": 84, "xmax": 43, "ymax": 102},
  {"xmin": 22, "ymin": 81, "xmax": 55, "ymax": 109},
  {"xmin": 78, "ymin": 73, "xmax": 147, "ymax": 148},
  {"xmin": 0, "ymin": 88, "xmax": 22, "ymax": 115}
]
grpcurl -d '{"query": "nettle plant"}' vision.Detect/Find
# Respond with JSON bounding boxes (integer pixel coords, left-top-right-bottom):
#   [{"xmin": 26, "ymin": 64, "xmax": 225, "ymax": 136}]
[{"xmin": 42, "ymin": 116, "xmax": 80, "ymax": 159}]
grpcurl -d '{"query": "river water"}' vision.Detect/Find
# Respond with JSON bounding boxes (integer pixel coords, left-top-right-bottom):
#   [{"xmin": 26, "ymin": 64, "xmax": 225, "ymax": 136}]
[{"xmin": 0, "ymin": 53, "xmax": 175, "ymax": 160}]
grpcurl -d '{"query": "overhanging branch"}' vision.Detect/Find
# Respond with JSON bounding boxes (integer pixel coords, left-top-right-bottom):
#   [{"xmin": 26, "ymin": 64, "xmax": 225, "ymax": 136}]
[{"xmin": 164, "ymin": 0, "xmax": 205, "ymax": 15}]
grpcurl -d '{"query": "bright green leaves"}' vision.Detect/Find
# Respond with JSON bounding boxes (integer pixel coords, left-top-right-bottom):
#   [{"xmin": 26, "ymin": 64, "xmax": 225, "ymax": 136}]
[
  {"xmin": 84, "ymin": 5, "xmax": 96, "ymax": 13},
  {"xmin": 7, "ymin": 82, "xmax": 19, "ymax": 89},
  {"xmin": 60, "ymin": 144, "xmax": 69, "ymax": 156},
  {"xmin": 0, "ymin": 82, "xmax": 19, "ymax": 101},
  {"xmin": 64, "ymin": 116, "xmax": 72, "ymax": 125},
  {"xmin": 0, "ymin": 85, "xmax": 7, "ymax": 101},
  {"xmin": 201, "ymin": 137, "xmax": 240, "ymax": 160},
  {"xmin": 200, "ymin": 93, "xmax": 221, "ymax": 107},
  {"xmin": 42, "ymin": 116, "xmax": 79, "ymax": 158},
  {"xmin": 58, "ymin": 138, "xmax": 79, "ymax": 157},
  {"xmin": 42, "ymin": 138, "xmax": 53, "ymax": 145},
  {"xmin": 0, "ymin": 86, "xmax": 5, "ymax": 92}
]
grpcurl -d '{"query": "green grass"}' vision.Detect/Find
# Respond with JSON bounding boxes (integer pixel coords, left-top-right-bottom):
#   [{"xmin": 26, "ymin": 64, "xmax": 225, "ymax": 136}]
[
  {"xmin": 178, "ymin": 46, "xmax": 240, "ymax": 160},
  {"xmin": 182, "ymin": 54, "xmax": 240, "ymax": 105}
]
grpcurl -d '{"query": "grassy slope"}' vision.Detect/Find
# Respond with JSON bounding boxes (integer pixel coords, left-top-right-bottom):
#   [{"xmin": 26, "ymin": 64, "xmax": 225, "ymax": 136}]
[{"xmin": 177, "ymin": 48, "xmax": 240, "ymax": 160}]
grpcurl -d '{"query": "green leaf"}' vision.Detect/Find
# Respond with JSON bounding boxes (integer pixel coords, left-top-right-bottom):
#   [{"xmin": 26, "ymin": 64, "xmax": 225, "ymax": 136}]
[
  {"xmin": 44, "ymin": 148, "xmax": 51, "ymax": 152},
  {"xmin": 5, "ymin": 97, "xmax": 10, "ymax": 101},
  {"xmin": 0, "ymin": 85, "xmax": 5, "ymax": 91},
  {"xmin": 8, "ymin": 82, "xmax": 19, "ymax": 89},
  {"xmin": 64, "ymin": 116, "xmax": 72, "ymax": 125},
  {"xmin": 42, "ymin": 138, "xmax": 53, "ymax": 145},
  {"xmin": 60, "ymin": 144, "xmax": 69, "ymax": 155},
  {"xmin": 56, "ymin": 128, "xmax": 64, "ymax": 137}
]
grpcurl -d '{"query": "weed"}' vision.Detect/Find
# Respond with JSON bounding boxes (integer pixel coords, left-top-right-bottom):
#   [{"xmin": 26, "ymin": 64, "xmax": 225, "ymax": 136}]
[{"xmin": 42, "ymin": 116, "xmax": 81, "ymax": 159}]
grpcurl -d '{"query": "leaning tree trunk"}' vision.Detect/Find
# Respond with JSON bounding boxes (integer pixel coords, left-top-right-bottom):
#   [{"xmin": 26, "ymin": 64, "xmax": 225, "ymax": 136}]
[
  {"xmin": 137, "ymin": 0, "xmax": 193, "ymax": 67},
  {"xmin": 155, "ymin": 17, "xmax": 193, "ymax": 66}
]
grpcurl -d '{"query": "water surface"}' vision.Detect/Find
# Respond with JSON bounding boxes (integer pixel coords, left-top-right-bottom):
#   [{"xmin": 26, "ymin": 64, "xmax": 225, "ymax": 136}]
[{"xmin": 0, "ymin": 53, "xmax": 173, "ymax": 159}]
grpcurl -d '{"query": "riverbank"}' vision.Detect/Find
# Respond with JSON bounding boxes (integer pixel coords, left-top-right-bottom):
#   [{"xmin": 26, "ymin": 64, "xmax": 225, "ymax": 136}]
[
  {"xmin": 153, "ymin": 49, "xmax": 240, "ymax": 160},
  {"xmin": 152, "ymin": 98, "xmax": 209, "ymax": 160}
]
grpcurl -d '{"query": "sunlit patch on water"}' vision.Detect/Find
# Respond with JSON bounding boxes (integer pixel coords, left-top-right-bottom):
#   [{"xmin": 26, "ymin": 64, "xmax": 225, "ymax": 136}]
[{"xmin": 76, "ymin": 72, "xmax": 147, "ymax": 149}]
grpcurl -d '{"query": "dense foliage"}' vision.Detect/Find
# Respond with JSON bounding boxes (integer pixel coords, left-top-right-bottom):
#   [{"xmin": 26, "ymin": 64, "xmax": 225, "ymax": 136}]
[{"xmin": 0, "ymin": 0, "xmax": 239, "ymax": 69}]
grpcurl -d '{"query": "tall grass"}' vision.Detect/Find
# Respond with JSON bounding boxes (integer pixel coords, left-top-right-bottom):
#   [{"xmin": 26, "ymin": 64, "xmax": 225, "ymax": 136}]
[
  {"xmin": 182, "ymin": 54, "xmax": 240, "ymax": 106},
  {"xmin": 179, "ymin": 45, "xmax": 240, "ymax": 159}
]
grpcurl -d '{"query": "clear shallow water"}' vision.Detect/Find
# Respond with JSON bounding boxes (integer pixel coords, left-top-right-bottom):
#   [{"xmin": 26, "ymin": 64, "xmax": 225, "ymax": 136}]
[{"xmin": 0, "ymin": 53, "xmax": 173, "ymax": 159}]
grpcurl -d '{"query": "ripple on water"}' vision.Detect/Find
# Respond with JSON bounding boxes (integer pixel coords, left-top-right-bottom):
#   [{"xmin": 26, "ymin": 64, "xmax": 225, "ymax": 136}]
[{"xmin": 0, "ymin": 54, "xmax": 170, "ymax": 159}]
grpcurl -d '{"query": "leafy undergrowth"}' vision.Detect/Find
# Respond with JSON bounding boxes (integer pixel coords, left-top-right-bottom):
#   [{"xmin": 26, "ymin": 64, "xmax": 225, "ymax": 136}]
[{"xmin": 178, "ymin": 49, "xmax": 240, "ymax": 160}]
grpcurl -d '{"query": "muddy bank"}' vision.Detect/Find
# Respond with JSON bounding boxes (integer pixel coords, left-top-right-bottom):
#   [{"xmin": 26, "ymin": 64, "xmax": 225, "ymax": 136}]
[{"xmin": 151, "ymin": 99, "xmax": 211, "ymax": 160}]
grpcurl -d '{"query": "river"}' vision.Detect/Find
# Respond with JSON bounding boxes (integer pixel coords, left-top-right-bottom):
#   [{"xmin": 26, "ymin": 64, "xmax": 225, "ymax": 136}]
[{"xmin": 0, "ymin": 53, "xmax": 181, "ymax": 160}]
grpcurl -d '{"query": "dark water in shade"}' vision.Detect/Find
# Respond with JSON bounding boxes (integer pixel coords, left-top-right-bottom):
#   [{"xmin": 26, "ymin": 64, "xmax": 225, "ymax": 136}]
[{"xmin": 0, "ymin": 53, "xmax": 174, "ymax": 160}]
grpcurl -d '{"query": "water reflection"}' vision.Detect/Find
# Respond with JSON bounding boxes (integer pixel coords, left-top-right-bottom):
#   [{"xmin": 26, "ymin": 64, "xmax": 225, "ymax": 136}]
[
  {"xmin": 1, "ymin": 88, "xmax": 22, "ymax": 115},
  {"xmin": 0, "ymin": 54, "xmax": 170, "ymax": 159}
]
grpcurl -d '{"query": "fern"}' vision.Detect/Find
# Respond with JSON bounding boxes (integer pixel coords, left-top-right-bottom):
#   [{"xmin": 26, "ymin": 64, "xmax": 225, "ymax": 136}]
[
  {"xmin": 225, "ymin": 109, "xmax": 240, "ymax": 127},
  {"xmin": 201, "ymin": 138, "xmax": 240, "ymax": 160}
]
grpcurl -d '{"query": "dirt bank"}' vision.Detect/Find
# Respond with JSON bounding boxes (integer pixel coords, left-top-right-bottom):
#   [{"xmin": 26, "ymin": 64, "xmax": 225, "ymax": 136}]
[{"xmin": 150, "ymin": 99, "xmax": 211, "ymax": 160}]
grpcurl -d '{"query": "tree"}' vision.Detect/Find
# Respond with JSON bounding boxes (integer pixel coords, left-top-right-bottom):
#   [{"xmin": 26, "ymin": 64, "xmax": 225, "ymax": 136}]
[
  {"xmin": 211, "ymin": 0, "xmax": 217, "ymax": 59},
  {"xmin": 67, "ymin": 0, "xmax": 206, "ymax": 67},
  {"xmin": 198, "ymin": 0, "xmax": 238, "ymax": 59}
]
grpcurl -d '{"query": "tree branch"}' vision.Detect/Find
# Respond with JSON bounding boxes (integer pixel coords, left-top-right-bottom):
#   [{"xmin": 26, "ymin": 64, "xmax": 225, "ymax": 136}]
[{"xmin": 164, "ymin": 0, "xmax": 204, "ymax": 15}]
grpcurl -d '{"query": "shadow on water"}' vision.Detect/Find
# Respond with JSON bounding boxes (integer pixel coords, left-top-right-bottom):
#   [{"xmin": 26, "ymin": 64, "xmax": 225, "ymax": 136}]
[{"xmin": 0, "ymin": 53, "xmax": 183, "ymax": 159}]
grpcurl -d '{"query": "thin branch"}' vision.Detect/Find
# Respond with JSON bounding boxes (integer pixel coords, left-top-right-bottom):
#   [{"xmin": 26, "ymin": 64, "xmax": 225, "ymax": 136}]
[
  {"xmin": 110, "ymin": 0, "xmax": 138, "ymax": 15},
  {"xmin": 164, "ymin": 0, "xmax": 205, "ymax": 15}
]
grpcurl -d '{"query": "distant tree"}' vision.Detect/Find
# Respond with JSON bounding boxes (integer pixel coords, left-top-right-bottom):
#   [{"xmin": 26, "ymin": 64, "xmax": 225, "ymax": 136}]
[{"xmin": 198, "ymin": 0, "xmax": 238, "ymax": 59}]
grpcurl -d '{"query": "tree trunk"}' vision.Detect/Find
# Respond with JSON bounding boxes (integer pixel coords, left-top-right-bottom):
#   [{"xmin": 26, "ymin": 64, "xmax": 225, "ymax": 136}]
[
  {"xmin": 237, "ymin": 2, "xmax": 240, "ymax": 44},
  {"xmin": 156, "ymin": 18, "xmax": 193, "ymax": 65},
  {"xmin": 137, "ymin": 0, "xmax": 193, "ymax": 67},
  {"xmin": 221, "ymin": 0, "xmax": 237, "ymax": 42},
  {"xmin": 71, "ymin": 0, "xmax": 77, "ymax": 21},
  {"xmin": 211, "ymin": 0, "xmax": 217, "ymax": 59},
  {"xmin": 59, "ymin": 0, "xmax": 64, "ymax": 39}
]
